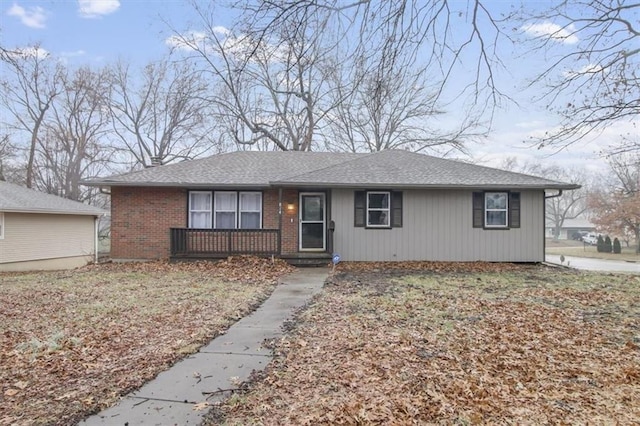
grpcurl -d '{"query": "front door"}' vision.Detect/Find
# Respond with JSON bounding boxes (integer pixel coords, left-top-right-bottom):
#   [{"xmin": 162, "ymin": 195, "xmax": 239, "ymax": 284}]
[{"xmin": 299, "ymin": 192, "xmax": 325, "ymax": 251}]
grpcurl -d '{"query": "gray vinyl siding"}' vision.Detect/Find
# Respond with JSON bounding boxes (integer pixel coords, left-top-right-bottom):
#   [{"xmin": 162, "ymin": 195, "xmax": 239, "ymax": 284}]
[{"xmin": 331, "ymin": 189, "xmax": 544, "ymax": 262}]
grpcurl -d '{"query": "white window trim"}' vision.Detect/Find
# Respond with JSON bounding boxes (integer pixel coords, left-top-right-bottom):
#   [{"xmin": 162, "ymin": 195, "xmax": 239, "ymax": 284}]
[
  {"xmin": 485, "ymin": 192, "xmax": 508, "ymax": 228},
  {"xmin": 239, "ymin": 191, "xmax": 263, "ymax": 229},
  {"xmin": 0, "ymin": 212, "xmax": 4, "ymax": 239},
  {"xmin": 188, "ymin": 191, "xmax": 212, "ymax": 228},
  {"xmin": 366, "ymin": 191, "xmax": 391, "ymax": 228}
]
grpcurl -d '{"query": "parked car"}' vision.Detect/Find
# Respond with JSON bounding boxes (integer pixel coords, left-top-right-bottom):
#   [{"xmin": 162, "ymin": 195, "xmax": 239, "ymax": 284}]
[
  {"xmin": 572, "ymin": 231, "xmax": 589, "ymax": 241},
  {"xmin": 582, "ymin": 233, "xmax": 599, "ymax": 245}
]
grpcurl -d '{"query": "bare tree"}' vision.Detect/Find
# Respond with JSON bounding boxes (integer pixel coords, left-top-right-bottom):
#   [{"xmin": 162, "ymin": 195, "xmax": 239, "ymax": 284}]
[
  {"xmin": 499, "ymin": 157, "xmax": 589, "ymax": 239},
  {"xmin": 233, "ymin": 0, "xmax": 507, "ymax": 118},
  {"xmin": 0, "ymin": 46, "xmax": 62, "ymax": 187},
  {"xmin": 35, "ymin": 66, "xmax": 113, "ymax": 202},
  {"xmin": 109, "ymin": 58, "xmax": 216, "ymax": 167},
  {"xmin": 324, "ymin": 38, "xmax": 482, "ymax": 154},
  {"xmin": 521, "ymin": 1, "xmax": 639, "ymax": 152},
  {"xmin": 589, "ymin": 153, "xmax": 640, "ymax": 251},
  {"xmin": 168, "ymin": 3, "xmax": 343, "ymax": 151}
]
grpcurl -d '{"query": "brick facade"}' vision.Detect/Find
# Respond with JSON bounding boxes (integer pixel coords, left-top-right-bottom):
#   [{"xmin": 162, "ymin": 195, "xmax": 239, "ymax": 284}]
[
  {"xmin": 111, "ymin": 187, "xmax": 303, "ymax": 259},
  {"xmin": 111, "ymin": 186, "xmax": 187, "ymax": 259}
]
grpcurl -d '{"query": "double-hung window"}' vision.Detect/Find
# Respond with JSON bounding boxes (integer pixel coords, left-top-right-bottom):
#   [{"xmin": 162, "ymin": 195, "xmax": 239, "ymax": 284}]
[
  {"xmin": 484, "ymin": 192, "xmax": 508, "ymax": 227},
  {"xmin": 189, "ymin": 192, "xmax": 212, "ymax": 228},
  {"xmin": 473, "ymin": 191, "xmax": 519, "ymax": 229},
  {"xmin": 367, "ymin": 191, "xmax": 390, "ymax": 227},
  {"xmin": 239, "ymin": 192, "xmax": 262, "ymax": 229},
  {"xmin": 214, "ymin": 192, "xmax": 237, "ymax": 229},
  {"xmin": 188, "ymin": 191, "xmax": 262, "ymax": 229}
]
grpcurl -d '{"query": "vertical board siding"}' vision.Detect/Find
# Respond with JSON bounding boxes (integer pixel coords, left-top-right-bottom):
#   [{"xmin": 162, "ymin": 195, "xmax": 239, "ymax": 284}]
[
  {"xmin": 331, "ymin": 189, "xmax": 544, "ymax": 262},
  {"xmin": 0, "ymin": 213, "xmax": 95, "ymax": 264}
]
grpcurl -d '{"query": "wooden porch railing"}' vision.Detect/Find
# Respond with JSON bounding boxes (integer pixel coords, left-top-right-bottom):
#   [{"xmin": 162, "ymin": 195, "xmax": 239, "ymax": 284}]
[{"xmin": 170, "ymin": 228, "xmax": 280, "ymax": 257}]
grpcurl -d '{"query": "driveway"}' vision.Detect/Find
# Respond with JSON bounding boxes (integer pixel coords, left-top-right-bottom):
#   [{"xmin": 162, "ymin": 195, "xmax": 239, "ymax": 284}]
[{"xmin": 546, "ymin": 254, "xmax": 640, "ymax": 274}]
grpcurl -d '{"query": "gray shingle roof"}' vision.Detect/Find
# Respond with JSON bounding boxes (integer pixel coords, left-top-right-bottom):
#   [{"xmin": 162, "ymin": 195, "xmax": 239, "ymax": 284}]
[
  {"xmin": 0, "ymin": 181, "xmax": 106, "ymax": 215},
  {"xmin": 84, "ymin": 150, "xmax": 578, "ymax": 190}
]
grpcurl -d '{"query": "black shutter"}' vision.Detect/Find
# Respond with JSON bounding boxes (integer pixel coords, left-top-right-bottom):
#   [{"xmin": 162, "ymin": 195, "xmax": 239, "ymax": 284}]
[
  {"xmin": 391, "ymin": 191, "xmax": 403, "ymax": 228},
  {"xmin": 509, "ymin": 192, "xmax": 521, "ymax": 228},
  {"xmin": 354, "ymin": 191, "xmax": 366, "ymax": 227},
  {"xmin": 472, "ymin": 192, "xmax": 484, "ymax": 228}
]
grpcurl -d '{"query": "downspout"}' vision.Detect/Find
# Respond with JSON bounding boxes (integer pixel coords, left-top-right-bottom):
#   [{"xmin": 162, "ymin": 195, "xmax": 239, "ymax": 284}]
[
  {"xmin": 94, "ymin": 215, "xmax": 99, "ymax": 264},
  {"xmin": 543, "ymin": 190, "xmax": 563, "ymax": 262},
  {"xmin": 278, "ymin": 188, "xmax": 283, "ymax": 256}
]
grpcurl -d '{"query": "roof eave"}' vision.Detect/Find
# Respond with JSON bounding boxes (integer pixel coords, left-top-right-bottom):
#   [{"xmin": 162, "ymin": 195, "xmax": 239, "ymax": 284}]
[
  {"xmin": 270, "ymin": 181, "xmax": 581, "ymax": 190},
  {"xmin": 1, "ymin": 208, "xmax": 106, "ymax": 216},
  {"xmin": 81, "ymin": 181, "xmax": 272, "ymax": 189}
]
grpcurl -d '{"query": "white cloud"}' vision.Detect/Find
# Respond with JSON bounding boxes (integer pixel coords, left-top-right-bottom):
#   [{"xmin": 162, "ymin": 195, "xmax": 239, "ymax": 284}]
[
  {"xmin": 563, "ymin": 63, "xmax": 604, "ymax": 78},
  {"xmin": 6, "ymin": 46, "xmax": 49, "ymax": 60},
  {"xmin": 78, "ymin": 0, "xmax": 120, "ymax": 18},
  {"xmin": 7, "ymin": 3, "xmax": 48, "ymax": 29},
  {"xmin": 521, "ymin": 22, "xmax": 579, "ymax": 45}
]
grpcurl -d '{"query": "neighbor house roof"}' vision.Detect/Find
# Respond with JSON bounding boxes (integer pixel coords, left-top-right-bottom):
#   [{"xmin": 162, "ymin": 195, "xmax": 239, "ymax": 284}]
[
  {"xmin": 0, "ymin": 181, "xmax": 106, "ymax": 216},
  {"xmin": 83, "ymin": 150, "xmax": 579, "ymax": 190}
]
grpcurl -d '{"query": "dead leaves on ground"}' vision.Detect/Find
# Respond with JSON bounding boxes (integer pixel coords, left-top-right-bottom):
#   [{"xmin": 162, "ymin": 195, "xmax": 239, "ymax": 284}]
[
  {"xmin": 0, "ymin": 256, "xmax": 292, "ymax": 426},
  {"xmin": 215, "ymin": 266, "xmax": 640, "ymax": 425}
]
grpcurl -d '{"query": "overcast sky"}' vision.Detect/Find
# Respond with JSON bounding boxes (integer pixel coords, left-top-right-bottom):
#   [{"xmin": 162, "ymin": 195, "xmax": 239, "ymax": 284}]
[{"xmin": 3, "ymin": 0, "xmax": 632, "ymax": 173}]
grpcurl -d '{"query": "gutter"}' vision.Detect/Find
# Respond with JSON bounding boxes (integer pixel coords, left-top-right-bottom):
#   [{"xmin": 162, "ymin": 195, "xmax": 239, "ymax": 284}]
[{"xmin": 545, "ymin": 189, "xmax": 564, "ymax": 199}]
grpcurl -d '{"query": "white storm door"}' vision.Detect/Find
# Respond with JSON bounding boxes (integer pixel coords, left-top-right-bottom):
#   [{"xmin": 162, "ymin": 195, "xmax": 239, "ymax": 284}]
[{"xmin": 299, "ymin": 193, "xmax": 325, "ymax": 251}]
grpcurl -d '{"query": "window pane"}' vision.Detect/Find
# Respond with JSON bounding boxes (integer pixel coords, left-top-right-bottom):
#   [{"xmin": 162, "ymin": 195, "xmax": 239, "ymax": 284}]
[
  {"xmin": 240, "ymin": 193, "xmax": 261, "ymax": 211},
  {"xmin": 215, "ymin": 192, "xmax": 236, "ymax": 210},
  {"xmin": 190, "ymin": 212, "xmax": 210, "ymax": 228},
  {"xmin": 191, "ymin": 192, "xmax": 211, "ymax": 210},
  {"xmin": 240, "ymin": 212, "xmax": 260, "ymax": 229},
  {"xmin": 216, "ymin": 212, "xmax": 236, "ymax": 229},
  {"xmin": 301, "ymin": 223, "xmax": 324, "ymax": 249},
  {"xmin": 368, "ymin": 210, "xmax": 389, "ymax": 226},
  {"xmin": 486, "ymin": 193, "xmax": 507, "ymax": 209},
  {"xmin": 368, "ymin": 193, "xmax": 389, "ymax": 209},
  {"xmin": 302, "ymin": 196, "xmax": 323, "ymax": 221},
  {"xmin": 486, "ymin": 211, "xmax": 507, "ymax": 226}
]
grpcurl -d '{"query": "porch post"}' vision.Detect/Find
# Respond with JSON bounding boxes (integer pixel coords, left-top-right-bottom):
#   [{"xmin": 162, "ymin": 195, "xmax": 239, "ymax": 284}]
[{"xmin": 277, "ymin": 187, "xmax": 283, "ymax": 255}]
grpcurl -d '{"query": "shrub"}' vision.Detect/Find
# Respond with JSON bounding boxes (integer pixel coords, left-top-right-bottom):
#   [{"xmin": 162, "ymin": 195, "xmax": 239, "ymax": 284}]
[
  {"xmin": 597, "ymin": 235, "xmax": 605, "ymax": 252},
  {"xmin": 613, "ymin": 238, "xmax": 622, "ymax": 254},
  {"xmin": 604, "ymin": 235, "xmax": 613, "ymax": 253}
]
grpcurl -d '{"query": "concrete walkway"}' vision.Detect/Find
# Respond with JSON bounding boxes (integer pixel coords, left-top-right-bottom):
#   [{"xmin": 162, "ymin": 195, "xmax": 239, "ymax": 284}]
[{"xmin": 81, "ymin": 267, "xmax": 329, "ymax": 425}]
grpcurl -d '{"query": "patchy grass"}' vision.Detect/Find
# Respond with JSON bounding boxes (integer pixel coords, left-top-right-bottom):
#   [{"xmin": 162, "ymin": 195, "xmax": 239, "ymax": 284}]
[
  {"xmin": 213, "ymin": 263, "xmax": 640, "ymax": 425},
  {"xmin": 0, "ymin": 257, "xmax": 293, "ymax": 426}
]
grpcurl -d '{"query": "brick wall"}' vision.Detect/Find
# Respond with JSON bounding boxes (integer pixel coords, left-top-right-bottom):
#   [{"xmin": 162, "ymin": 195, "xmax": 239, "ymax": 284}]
[
  {"xmin": 263, "ymin": 188, "xmax": 299, "ymax": 255},
  {"xmin": 111, "ymin": 186, "xmax": 187, "ymax": 259},
  {"xmin": 111, "ymin": 186, "xmax": 301, "ymax": 259}
]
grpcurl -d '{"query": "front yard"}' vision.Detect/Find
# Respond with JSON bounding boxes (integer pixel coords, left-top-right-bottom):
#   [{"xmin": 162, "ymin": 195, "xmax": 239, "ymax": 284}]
[
  {"xmin": 546, "ymin": 238, "xmax": 639, "ymax": 262},
  {"xmin": 214, "ymin": 263, "xmax": 640, "ymax": 424},
  {"xmin": 0, "ymin": 257, "xmax": 292, "ymax": 426}
]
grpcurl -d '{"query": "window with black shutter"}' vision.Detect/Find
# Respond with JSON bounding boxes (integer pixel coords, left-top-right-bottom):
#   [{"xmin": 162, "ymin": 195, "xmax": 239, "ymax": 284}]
[{"xmin": 354, "ymin": 190, "xmax": 402, "ymax": 229}]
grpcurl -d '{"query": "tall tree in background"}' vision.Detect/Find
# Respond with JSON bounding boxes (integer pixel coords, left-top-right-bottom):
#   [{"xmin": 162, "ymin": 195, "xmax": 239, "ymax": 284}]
[
  {"xmin": 233, "ymin": 0, "xmax": 639, "ymax": 156},
  {"xmin": 36, "ymin": 66, "xmax": 113, "ymax": 202},
  {"xmin": 499, "ymin": 157, "xmax": 589, "ymax": 239},
  {"xmin": 520, "ymin": 1, "xmax": 639, "ymax": 152},
  {"xmin": 168, "ymin": 4, "xmax": 343, "ymax": 151},
  {"xmin": 589, "ymin": 153, "xmax": 640, "ymax": 251},
  {"xmin": 109, "ymin": 58, "xmax": 216, "ymax": 167},
  {"xmin": 0, "ymin": 46, "xmax": 62, "ymax": 187}
]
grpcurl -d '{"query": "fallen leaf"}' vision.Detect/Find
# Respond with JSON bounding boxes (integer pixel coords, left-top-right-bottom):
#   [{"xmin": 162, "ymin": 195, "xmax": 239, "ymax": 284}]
[
  {"xmin": 4, "ymin": 389, "xmax": 19, "ymax": 396},
  {"xmin": 193, "ymin": 401, "xmax": 210, "ymax": 411}
]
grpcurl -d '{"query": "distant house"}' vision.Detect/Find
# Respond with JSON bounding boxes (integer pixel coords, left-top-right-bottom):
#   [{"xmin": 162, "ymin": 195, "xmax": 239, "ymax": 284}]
[
  {"xmin": 0, "ymin": 181, "xmax": 106, "ymax": 271},
  {"xmin": 84, "ymin": 150, "xmax": 578, "ymax": 264},
  {"xmin": 546, "ymin": 218, "xmax": 596, "ymax": 240}
]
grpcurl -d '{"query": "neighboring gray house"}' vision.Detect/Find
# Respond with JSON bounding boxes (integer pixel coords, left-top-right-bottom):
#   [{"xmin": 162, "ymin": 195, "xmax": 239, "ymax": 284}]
[
  {"xmin": 84, "ymin": 150, "xmax": 578, "ymax": 264},
  {"xmin": 0, "ymin": 181, "xmax": 105, "ymax": 271},
  {"xmin": 546, "ymin": 217, "xmax": 596, "ymax": 240}
]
